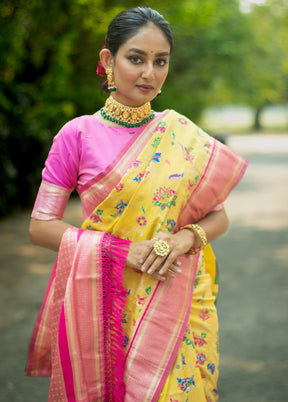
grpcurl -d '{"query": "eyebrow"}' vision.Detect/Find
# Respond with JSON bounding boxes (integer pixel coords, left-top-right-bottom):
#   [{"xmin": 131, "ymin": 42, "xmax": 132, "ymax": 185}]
[{"xmin": 127, "ymin": 48, "xmax": 170, "ymax": 57}]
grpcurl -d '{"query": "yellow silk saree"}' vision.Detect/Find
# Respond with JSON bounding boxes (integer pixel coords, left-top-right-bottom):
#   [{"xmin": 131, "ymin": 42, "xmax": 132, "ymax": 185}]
[{"xmin": 27, "ymin": 110, "xmax": 247, "ymax": 401}]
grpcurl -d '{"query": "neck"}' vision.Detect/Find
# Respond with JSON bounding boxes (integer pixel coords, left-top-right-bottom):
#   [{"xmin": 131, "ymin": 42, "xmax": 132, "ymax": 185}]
[
  {"xmin": 110, "ymin": 95, "xmax": 147, "ymax": 108},
  {"xmin": 100, "ymin": 96, "xmax": 155, "ymax": 128}
]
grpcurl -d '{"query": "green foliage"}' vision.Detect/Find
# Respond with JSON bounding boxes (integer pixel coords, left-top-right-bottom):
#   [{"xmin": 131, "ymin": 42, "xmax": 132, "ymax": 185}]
[
  {"xmin": 0, "ymin": 0, "xmax": 77, "ymax": 215},
  {"xmin": 206, "ymin": 1, "xmax": 288, "ymax": 112},
  {"xmin": 0, "ymin": 0, "xmax": 287, "ymax": 216}
]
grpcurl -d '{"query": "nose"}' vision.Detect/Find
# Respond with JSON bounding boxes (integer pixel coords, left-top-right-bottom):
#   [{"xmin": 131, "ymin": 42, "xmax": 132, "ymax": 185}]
[{"xmin": 142, "ymin": 62, "xmax": 155, "ymax": 80}]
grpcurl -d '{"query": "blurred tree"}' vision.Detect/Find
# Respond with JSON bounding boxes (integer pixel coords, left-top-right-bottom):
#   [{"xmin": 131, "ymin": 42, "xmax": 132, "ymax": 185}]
[
  {"xmin": 236, "ymin": 1, "xmax": 286, "ymax": 130},
  {"xmin": 0, "ymin": 0, "xmax": 79, "ymax": 215},
  {"xmin": 204, "ymin": 0, "xmax": 288, "ymax": 130},
  {"xmin": 270, "ymin": 0, "xmax": 288, "ymax": 105}
]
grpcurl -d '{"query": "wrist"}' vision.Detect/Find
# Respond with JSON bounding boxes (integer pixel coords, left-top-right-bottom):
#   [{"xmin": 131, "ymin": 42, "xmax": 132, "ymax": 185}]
[
  {"xmin": 180, "ymin": 224, "xmax": 207, "ymax": 255},
  {"xmin": 181, "ymin": 228, "xmax": 197, "ymax": 248}
]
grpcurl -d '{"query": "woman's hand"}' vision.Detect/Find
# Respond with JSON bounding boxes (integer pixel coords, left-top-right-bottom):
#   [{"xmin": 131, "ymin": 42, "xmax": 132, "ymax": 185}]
[
  {"xmin": 132, "ymin": 208, "xmax": 229, "ymax": 281},
  {"xmin": 126, "ymin": 229, "xmax": 195, "ymax": 281}
]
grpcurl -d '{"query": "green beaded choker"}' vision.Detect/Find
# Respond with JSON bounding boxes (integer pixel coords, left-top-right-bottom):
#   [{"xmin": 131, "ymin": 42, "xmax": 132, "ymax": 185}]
[{"xmin": 100, "ymin": 96, "xmax": 155, "ymax": 128}]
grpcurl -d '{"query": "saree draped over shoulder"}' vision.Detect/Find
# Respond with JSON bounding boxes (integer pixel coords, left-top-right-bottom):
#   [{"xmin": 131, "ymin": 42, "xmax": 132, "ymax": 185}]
[{"xmin": 27, "ymin": 110, "xmax": 248, "ymax": 401}]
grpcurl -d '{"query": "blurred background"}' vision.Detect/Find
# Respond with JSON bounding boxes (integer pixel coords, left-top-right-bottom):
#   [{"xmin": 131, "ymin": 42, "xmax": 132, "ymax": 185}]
[{"xmin": 0, "ymin": 0, "xmax": 287, "ymax": 401}]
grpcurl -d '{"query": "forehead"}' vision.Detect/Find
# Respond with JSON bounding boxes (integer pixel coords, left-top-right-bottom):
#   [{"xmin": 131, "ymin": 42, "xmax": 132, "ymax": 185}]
[{"xmin": 120, "ymin": 23, "xmax": 170, "ymax": 53}]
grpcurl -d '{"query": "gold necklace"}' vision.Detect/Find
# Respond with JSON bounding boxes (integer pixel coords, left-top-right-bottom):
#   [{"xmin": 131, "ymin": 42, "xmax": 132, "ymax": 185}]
[{"xmin": 100, "ymin": 96, "xmax": 155, "ymax": 128}]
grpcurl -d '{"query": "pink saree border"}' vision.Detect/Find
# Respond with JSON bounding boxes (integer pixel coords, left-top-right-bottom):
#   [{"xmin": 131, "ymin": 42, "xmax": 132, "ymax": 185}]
[
  {"xmin": 59, "ymin": 306, "xmax": 76, "ymax": 401},
  {"xmin": 26, "ymin": 262, "xmax": 57, "ymax": 377},
  {"xmin": 177, "ymin": 136, "xmax": 248, "ymax": 227},
  {"xmin": 59, "ymin": 230, "xmax": 106, "ymax": 401},
  {"xmin": 124, "ymin": 253, "xmax": 199, "ymax": 401},
  {"xmin": 153, "ymin": 256, "xmax": 199, "ymax": 400}
]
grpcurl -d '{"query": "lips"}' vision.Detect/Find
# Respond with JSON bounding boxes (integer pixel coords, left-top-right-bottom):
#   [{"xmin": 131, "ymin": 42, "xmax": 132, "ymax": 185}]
[{"xmin": 137, "ymin": 84, "xmax": 154, "ymax": 92}]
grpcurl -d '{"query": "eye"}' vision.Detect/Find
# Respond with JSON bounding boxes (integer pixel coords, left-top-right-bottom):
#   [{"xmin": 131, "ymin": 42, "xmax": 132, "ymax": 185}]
[
  {"xmin": 155, "ymin": 58, "xmax": 168, "ymax": 67},
  {"xmin": 128, "ymin": 56, "xmax": 143, "ymax": 64}
]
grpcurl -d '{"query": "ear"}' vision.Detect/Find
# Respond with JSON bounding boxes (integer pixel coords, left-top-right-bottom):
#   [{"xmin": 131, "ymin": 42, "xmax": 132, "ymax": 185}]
[{"xmin": 99, "ymin": 48, "xmax": 114, "ymax": 70}]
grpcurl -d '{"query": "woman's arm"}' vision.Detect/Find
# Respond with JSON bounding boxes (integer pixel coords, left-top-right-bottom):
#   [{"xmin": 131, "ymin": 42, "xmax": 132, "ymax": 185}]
[
  {"xmin": 183, "ymin": 207, "xmax": 229, "ymax": 250},
  {"xmin": 29, "ymin": 218, "xmax": 76, "ymax": 252}
]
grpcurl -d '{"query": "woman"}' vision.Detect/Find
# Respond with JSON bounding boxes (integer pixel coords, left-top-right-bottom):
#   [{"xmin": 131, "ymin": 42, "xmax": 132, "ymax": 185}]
[{"xmin": 26, "ymin": 7, "xmax": 247, "ymax": 401}]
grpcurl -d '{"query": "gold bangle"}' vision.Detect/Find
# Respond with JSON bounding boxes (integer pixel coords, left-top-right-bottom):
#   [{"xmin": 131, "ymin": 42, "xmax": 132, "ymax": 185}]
[{"xmin": 180, "ymin": 224, "xmax": 207, "ymax": 255}]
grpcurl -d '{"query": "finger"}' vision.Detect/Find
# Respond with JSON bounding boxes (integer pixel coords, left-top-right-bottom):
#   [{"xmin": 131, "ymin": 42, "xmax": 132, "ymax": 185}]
[
  {"xmin": 166, "ymin": 264, "xmax": 182, "ymax": 276},
  {"xmin": 147, "ymin": 247, "xmax": 180, "ymax": 276},
  {"xmin": 166, "ymin": 269, "xmax": 176, "ymax": 278},
  {"xmin": 167, "ymin": 261, "xmax": 182, "ymax": 273},
  {"xmin": 138, "ymin": 240, "xmax": 156, "ymax": 268},
  {"xmin": 146, "ymin": 254, "xmax": 168, "ymax": 275},
  {"xmin": 158, "ymin": 253, "xmax": 182, "ymax": 275},
  {"xmin": 156, "ymin": 267, "xmax": 181, "ymax": 278},
  {"xmin": 152, "ymin": 272, "xmax": 166, "ymax": 281},
  {"xmin": 141, "ymin": 238, "xmax": 167, "ymax": 272},
  {"xmin": 141, "ymin": 249, "xmax": 158, "ymax": 272},
  {"xmin": 146, "ymin": 238, "xmax": 172, "ymax": 274},
  {"xmin": 153, "ymin": 267, "xmax": 176, "ymax": 281}
]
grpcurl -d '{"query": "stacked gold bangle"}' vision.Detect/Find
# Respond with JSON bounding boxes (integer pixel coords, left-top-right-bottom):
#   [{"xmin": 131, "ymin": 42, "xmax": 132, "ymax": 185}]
[{"xmin": 180, "ymin": 224, "xmax": 208, "ymax": 255}]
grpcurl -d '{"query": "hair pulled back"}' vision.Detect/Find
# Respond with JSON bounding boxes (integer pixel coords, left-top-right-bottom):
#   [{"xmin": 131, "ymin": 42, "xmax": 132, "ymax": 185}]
[{"xmin": 105, "ymin": 7, "xmax": 174, "ymax": 55}]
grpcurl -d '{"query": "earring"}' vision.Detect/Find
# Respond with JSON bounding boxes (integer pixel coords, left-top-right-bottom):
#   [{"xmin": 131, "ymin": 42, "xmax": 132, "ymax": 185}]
[
  {"xmin": 157, "ymin": 89, "xmax": 162, "ymax": 97},
  {"xmin": 106, "ymin": 68, "xmax": 116, "ymax": 92}
]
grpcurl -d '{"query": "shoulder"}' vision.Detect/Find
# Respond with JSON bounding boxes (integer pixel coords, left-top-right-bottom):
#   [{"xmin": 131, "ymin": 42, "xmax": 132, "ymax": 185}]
[
  {"xmin": 59, "ymin": 114, "xmax": 98, "ymax": 133},
  {"xmin": 53, "ymin": 115, "xmax": 99, "ymax": 143}
]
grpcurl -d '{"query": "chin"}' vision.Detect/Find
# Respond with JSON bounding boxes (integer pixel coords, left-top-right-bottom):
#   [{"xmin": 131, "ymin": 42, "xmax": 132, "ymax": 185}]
[
  {"xmin": 114, "ymin": 89, "xmax": 156, "ymax": 107},
  {"xmin": 135, "ymin": 92, "xmax": 157, "ymax": 105},
  {"xmin": 120, "ymin": 96, "xmax": 151, "ymax": 107}
]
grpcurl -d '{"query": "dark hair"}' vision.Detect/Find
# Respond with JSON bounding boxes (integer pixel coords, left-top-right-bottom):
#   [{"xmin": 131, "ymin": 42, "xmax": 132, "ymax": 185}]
[{"xmin": 105, "ymin": 7, "xmax": 174, "ymax": 55}]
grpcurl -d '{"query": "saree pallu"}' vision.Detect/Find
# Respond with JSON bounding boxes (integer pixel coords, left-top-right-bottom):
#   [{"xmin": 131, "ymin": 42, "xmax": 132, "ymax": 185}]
[
  {"xmin": 26, "ymin": 228, "xmax": 130, "ymax": 401},
  {"xmin": 27, "ymin": 110, "xmax": 247, "ymax": 401}
]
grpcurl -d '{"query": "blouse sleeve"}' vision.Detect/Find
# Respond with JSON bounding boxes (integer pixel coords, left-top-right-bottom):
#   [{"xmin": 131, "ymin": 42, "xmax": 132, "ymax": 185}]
[
  {"xmin": 42, "ymin": 119, "xmax": 80, "ymax": 189},
  {"xmin": 31, "ymin": 119, "xmax": 80, "ymax": 220}
]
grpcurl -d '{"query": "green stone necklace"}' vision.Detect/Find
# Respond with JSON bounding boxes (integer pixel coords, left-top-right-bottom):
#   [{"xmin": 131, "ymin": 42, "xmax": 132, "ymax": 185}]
[{"xmin": 100, "ymin": 96, "xmax": 155, "ymax": 128}]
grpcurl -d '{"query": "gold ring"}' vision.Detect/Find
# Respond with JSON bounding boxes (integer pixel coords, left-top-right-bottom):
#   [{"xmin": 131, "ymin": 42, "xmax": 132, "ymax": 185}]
[{"xmin": 153, "ymin": 239, "xmax": 170, "ymax": 257}]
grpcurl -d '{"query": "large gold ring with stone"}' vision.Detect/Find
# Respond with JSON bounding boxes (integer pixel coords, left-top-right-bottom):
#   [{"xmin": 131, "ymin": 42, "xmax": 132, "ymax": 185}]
[{"xmin": 153, "ymin": 239, "xmax": 170, "ymax": 257}]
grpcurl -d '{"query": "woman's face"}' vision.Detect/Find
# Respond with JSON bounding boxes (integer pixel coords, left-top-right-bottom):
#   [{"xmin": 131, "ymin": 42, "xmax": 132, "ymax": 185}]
[{"xmin": 111, "ymin": 23, "xmax": 171, "ymax": 107}]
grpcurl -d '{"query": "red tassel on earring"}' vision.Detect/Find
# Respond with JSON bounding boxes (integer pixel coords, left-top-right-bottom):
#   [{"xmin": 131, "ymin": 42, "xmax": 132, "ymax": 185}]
[{"xmin": 96, "ymin": 61, "xmax": 106, "ymax": 77}]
